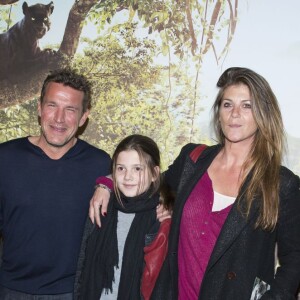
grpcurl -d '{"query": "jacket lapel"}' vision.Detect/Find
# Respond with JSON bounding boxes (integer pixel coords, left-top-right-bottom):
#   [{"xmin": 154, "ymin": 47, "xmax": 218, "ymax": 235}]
[
  {"xmin": 168, "ymin": 145, "xmax": 221, "ymax": 289},
  {"xmin": 178, "ymin": 145, "xmax": 221, "ymax": 200},
  {"xmin": 173, "ymin": 145, "xmax": 221, "ymax": 227}
]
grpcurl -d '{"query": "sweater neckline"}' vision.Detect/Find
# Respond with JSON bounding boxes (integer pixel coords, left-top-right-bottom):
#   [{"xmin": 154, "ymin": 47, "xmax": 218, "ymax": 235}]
[{"xmin": 26, "ymin": 136, "xmax": 83, "ymax": 160}]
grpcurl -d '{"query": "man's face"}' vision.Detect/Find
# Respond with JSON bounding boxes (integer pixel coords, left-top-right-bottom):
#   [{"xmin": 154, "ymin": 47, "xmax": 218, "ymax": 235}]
[{"xmin": 38, "ymin": 82, "xmax": 89, "ymax": 154}]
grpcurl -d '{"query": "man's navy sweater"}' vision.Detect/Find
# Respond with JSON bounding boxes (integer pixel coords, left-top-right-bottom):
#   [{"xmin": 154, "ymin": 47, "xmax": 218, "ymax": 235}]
[{"xmin": 0, "ymin": 137, "xmax": 111, "ymax": 294}]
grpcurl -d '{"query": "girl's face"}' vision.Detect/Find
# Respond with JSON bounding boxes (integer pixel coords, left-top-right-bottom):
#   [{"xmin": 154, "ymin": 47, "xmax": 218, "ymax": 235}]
[{"xmin": 115, "ymin": 150, "xmax": 158, "ymax": 197}]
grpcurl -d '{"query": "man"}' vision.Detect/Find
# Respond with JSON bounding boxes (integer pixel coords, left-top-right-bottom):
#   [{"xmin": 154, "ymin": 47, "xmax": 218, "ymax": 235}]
[{"xmin": 0, "ymin": 69, "xmax": 111, "ymax": 299}]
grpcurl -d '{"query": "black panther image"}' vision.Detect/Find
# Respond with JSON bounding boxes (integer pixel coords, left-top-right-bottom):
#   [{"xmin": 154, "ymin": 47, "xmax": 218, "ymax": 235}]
[{"xmin": 0, "ymin": 1, "xmax": 55, "ymax": 82}]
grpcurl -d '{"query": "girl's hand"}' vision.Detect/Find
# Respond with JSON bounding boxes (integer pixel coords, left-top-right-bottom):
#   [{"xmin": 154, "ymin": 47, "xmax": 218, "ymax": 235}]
[
  {"xmin": 156, "ymin": 203, "xmax": 172, "ymax": 222},
  {"xmin": 89, "ymin": 186, "xmax": 110, "ymax": 227}
]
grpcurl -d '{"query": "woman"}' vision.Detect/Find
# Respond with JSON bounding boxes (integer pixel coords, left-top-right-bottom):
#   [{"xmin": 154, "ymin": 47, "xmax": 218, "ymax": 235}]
[{"xmin": 91, "ymin": 67, "xmax": 300, "ymax": 299}]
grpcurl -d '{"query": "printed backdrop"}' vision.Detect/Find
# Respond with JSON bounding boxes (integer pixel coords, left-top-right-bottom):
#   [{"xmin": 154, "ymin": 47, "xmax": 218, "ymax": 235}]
[{"xmin": 0, "ymin": 0, "xmax": 300, "ymax": 176}]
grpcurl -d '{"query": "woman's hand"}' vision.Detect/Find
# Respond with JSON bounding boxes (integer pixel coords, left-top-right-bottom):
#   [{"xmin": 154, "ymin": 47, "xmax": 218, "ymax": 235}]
[
  {"xmin": 156, "ymin": 203, "xmax": 172, "ymax": 222},
  {"xmin": 89, "ymin": 186, "xmax": 110, "ymax": 227}
]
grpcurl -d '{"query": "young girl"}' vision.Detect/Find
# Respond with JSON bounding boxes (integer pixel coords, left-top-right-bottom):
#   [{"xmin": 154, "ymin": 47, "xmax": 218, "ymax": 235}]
[{"xmin": 74, "ymin": 134, "xmax": 172, "ymax": 300}]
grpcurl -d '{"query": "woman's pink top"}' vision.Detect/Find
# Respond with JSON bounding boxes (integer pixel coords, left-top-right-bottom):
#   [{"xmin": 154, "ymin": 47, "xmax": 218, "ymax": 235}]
[{"xmin": 178, "ymin": 171, "xmax": 232, "ymax": 300}]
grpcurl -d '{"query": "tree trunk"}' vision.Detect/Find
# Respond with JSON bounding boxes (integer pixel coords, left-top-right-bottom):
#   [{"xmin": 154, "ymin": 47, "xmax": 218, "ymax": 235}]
[{"xmin": 59, "ymin": 0, "xmax": 100, "ymax": 56}]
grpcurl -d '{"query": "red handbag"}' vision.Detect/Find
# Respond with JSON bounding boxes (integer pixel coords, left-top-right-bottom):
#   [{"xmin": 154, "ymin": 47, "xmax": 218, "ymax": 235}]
[
  {"xmin": 141, "ymin": 219, "xmax": 171, "ymax": 300},
  {"xmin": 189, "ymin": 144, "xmax": 207, "ymax": 163}
]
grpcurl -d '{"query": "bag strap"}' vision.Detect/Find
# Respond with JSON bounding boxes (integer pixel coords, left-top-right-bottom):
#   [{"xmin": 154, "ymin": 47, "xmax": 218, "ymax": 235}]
[{"xmin": 189, "ymin": 144, "xmax": 207, "ymax": 163}]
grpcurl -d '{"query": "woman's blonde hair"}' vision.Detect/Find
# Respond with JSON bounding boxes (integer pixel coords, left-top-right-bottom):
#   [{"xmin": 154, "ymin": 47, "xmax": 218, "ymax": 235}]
[{"xmin": 212, "ymin": 67, "xmax": 285, "ymax": 230}]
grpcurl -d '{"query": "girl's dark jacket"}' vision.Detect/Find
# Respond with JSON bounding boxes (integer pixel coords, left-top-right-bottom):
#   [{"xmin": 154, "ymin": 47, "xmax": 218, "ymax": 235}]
[
  {"xmin": 152, "ymin": 143, "xmax": 300, "ymax": 300},
  {"xmin": 74, "ymin": 191, "xmax": 161, "ymax": 300}
]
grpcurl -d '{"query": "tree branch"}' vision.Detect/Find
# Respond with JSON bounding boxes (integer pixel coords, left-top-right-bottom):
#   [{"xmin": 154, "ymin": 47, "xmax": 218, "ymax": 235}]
[
  {"xmin": 202, "ymin": 0, "xmax": 222, "ymax": 55},
  {"xmin": 59, "ymin": 0, "xmax": 101, "ymax": 56},
  {"xmin": 185, "ymin": 0, "xmax": 197, "ymax": 55},
  {"xmin": 0, "ymin": 0, "xmax": 19, "ymax": 5}
]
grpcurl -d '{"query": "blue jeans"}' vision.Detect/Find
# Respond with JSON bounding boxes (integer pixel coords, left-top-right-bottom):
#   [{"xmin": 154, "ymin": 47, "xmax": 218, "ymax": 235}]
[{"xmin": 0, "ymin": 285, "xmax": 73, "ymax": 300}]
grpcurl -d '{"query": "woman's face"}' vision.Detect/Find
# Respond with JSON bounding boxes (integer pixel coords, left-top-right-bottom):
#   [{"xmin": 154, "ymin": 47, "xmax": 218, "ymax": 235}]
[
  {"xmin": 219, "ymin": 83, "xmax": 258, "ymax": 146},
  {"xmin": 115, "ymin": 150, "xmax": 156, "ymax": 197}
]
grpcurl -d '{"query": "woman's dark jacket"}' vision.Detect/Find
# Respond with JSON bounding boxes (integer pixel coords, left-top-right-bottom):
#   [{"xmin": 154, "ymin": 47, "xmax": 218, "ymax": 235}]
[{"xmin": 152, "ymin": 143, "xmax": 300, "ymax": 300}]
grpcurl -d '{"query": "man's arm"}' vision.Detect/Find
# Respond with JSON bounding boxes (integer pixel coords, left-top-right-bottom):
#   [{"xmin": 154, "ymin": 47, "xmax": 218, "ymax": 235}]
[
  {"xmin": 89, "ymin": 176, "xmax": 112, "ymax": 227},
  {"xmin": 89, "ymin": 176, "xmax": 172, "ymax": 227}
]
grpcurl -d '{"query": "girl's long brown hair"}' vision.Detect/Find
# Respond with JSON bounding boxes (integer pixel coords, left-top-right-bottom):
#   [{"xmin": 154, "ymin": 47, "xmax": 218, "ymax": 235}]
[
  {"xmin": 111, "ymin": 134, "xmax": 174, "ymax": 209},
  {"xmin": 212, "ymin": 67, "xmax": 284, "ymax": 230}
]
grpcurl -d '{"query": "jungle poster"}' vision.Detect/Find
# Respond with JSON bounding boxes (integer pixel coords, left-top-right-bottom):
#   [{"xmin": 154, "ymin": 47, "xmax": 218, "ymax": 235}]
[{"xmin": 0, "ymin": 0, "xmax": 299, "ymax": 177}]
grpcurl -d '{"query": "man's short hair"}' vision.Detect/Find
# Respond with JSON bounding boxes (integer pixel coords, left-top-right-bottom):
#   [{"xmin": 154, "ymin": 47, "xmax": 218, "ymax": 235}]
[{"xmin": 40, "ymin": 69, "xmax": 92, "ymax": 112}]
